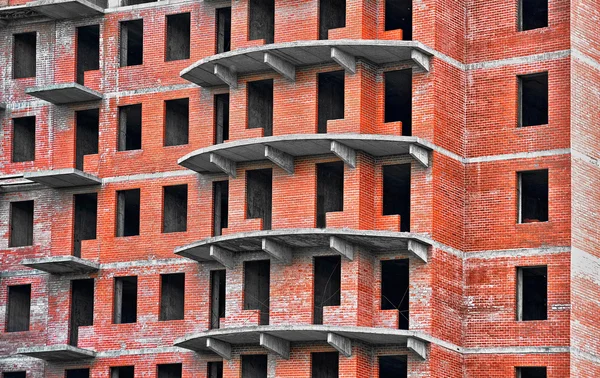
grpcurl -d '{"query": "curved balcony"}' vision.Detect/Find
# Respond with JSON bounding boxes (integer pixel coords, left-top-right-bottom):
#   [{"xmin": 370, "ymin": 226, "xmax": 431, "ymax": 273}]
[
  {"xmin": 21, "ymin": 255, "xmax": 99, "ymax": 274},
  {"xmin": 181, "ymin": 40, "xmax": 432, "ymax": 88},
  {"xmin": 0, "ymin": 0, "xmax": 104, "ymax": 25}
]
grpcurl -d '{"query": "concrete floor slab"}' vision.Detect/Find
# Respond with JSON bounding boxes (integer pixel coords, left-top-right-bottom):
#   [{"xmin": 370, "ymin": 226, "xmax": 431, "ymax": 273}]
[
  {"xmin": 21, "ymin": 256, "xmax": 99, "ymax": 274},
  {"xmin": 0, "ymin": 0, "xmax": 104, "ymax": 23},
  {"xmin": 17, "ymin": 345, "xmax": 96, "ymax": 361},
  {"xmin": 25, "ymin": 83, "xmax": 102, "ymax": 105},
  {"xmin": 24, "ymin": 168, "xmax": 101, "ymax": 188}
]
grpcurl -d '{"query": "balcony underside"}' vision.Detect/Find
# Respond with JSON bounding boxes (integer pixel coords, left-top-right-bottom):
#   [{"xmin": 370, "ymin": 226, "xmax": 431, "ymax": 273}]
[
  {"xmin": 23, "ymin": 168, "xmax": 101, "ymax": 188},
  {"xmin": 17, "ymin": 345, "xmax": 95, "ymax": 361},
  {"xmin": 0, "ymin": 0, "xmax": 104, "ymax": 23},
  {"xmin": 21, "ymin": 256, "xmax": 99, "ymax": 274},
  {"xmin": 181, "ymin": 40, "xmax": 432, "ymax": 88},
  {"xmin": 25, "ymin": 83, "xmax": 102, "ymax": 105}
]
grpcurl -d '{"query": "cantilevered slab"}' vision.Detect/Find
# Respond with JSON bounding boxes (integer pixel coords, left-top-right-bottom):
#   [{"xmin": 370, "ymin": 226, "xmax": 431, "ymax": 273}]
[
  {"xmin": 24, "ymin": 168, "xmax": 101, "ymax": 188},
  {"xmin": 21, "ymin": 256, "xmax": 99, "ymax": 274},
  {"xmin": 175, "ymin": 228, "xmax": 432, "ymax": 263},
  {"xmin": 25, "ymin": 83, "xmax": 102, "ymax": 105},
  {"xmin": 179, "ymin": 134, "xmax": 431, "ymax": 174},
  {"xmin": 181, "ymin": 40, "xmax": 433, "ymax": 87},
  {"xmin": 0, "ymin": 0, "xmax": 104, "ymax": 23},
  {"xmin": 17, "ymin": 345, "xmax": 95, "ymax": 361}
]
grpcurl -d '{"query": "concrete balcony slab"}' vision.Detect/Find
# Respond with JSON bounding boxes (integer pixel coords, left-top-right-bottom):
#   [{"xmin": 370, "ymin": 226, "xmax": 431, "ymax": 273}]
[
  {"xmin": 25, "ymin": 83, "xmax": 102, "ymax": 105},
  {"xmin": 0, "ymin": 0, "xmax": 104, "ymax": 23},
  {"xmin": 23, "ymin": 168, "xmax": 101, "ymax": 188},
  {"xmin": 21, "ymin": 256, "xmax": 99, "ymax": 274},
  {"xmin": 17, "ymin": 345, "xmax": 95, "ymax": 361}
]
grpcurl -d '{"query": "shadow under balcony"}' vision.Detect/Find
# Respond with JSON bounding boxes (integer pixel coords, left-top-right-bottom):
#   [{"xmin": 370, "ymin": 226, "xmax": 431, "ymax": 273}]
[
  {"xmin": 25, "ymin": 83, "xmax": 102, "ymax": 105},
  {"xmin": 23, "ymin": 168, "xmax": 101, "ymax": 188},
  {"xmin": 21, "ymin": 255, "xmax": 99, "ymax": 274}
]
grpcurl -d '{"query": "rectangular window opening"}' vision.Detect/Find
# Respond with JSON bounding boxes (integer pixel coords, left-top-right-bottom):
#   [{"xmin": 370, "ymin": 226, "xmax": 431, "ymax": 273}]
[
  {"xmin": 385, "ymin": 0, "xmax": 412, "ymax": 40},
  {"xmin": 118, "ymin": 104, "xmax": 142, "ymax": 151},
  {"xmin": 73, "ymin": 193, "xmax": 97, "ymax": 257},
  {"xmin": 162, "ymin": 185, "xmax": 188, "ymax": 233},
  {"xmin": 120, "ymin": 19, "xmax": 143, "ymax": 67},
  {"xmin": 319, "ymin": 0, "xmax": 346, "ymax": 39},
  {"xmin": 517, "ymin": 367, "xmax": 547, "ymax": 378},
  {"xmin": 13, "ymin": 32, "xmax": 36, "ymax": 79},
  {"xmin": 379, "ymin": 355, "xmax": 408, "ymax": 378},
  {"xmin": 246, "ymin": 169, "xmax": 272, "ymax": 230},
  {"xmin": 247, "ymin": 79, "xmax": 273, "ymax": 137},
  {"xmin": 519, "ymin": 0, "xmax": 548, "ymax": 31},
  {"xmin": 10, "ymin": 200, "xmax": 34, "ymax": 248},
  {"xmin": 519, "ymin": 72, "xmax": 548, "ymax": 127},
  {"xmin": 65, "ymin": 369, "xmax": 89, "ymax": 378},
  {"xmin": 160, "ymin": 273, "xmax": 185, "ymax": 321},
  {"xmin": 116, "ymin": 189, "xmax": 140, "ymax": 237},
  {"xmin": 110, "ymin": 366, "xmax": 134, "ymax": 378},
  {"xmin": 214, "ymin": 93, "xmax": 230, "ymax": 144},
  {"xmin": 12, "ymin": 116, "xmax": 35, "ymax": 163},
  {"xmin": 76, "ymin": 25, "xmax": 100, "ymax": 84},
  {"xmin": 518, "ymin": 170, "xmax": 548, "ymax": 223},
  {"xmin": 311, "ymin": 352, "xmax": 339, "ymax": 378},
  {"xmin": 244, "ymin": 260, "xmax": 270, "ymax": 325},
  {"xmin": 242, "ymin": 355, "xmax": 268, "ymax": 378},
  {"xmin": 6, "ymin": 284, "xmax": 31, "ymax": 332},
  {"xmin": 249, "ymin": 0, "xmax": 274, "ymax": 44},
  {"xmin": 3, "ymin": 373, "xmax": 26, "ymax": 378},
  {"xmin": 313, "ymin": 256, "xmax": 341, "ymax": 325},
  {"xmin": 213, "ymin": 180, "xmax": 229, "ymax": 237},
  {"xmin": 383, "ymin": 164, "xmax": 411, "ymax": 231},
  {"xmin": 208, "ymin": 361, "xmax": 223, "ymax": 378},
  {"xmin": 381, "ymin": 259, "xmax": 409, "ymax": 329},
  {"xmin": 113, "ymin": 276, "xmax": 137, "ymax": 324},
  {"xmin": 317, "ymin": 71, "xmax": 344, "ymax": 133},
  {"xmin": 157, "ymin": 363, "xmax": 182, "ymax": 378},
  {"xmin": 76, "ymin": 109, "xmax": 99, "ymax": 170},
  {"xmin": 210, "ymin": 270, "xmax": 226, "ymax": 329},
  {"xmin": 216, "ymin": 7, "xmax": 232, "ymax": 53},
  {"xmin": 517, "ymin": 266, "xmax": 547, "ymax": 321},
  {"xmin": 316, "ymin": 162, "xmax": 344, "ymax": 228},
  {"xmin": 384, "ymin": 69, "xmax": 412, "ymax": 136},
  {"xmin": 69, "ymin": 279, "xmax": 94, "ymax": 346},
  {"xmin": 164, "ymin": 98, "xmax": 189, "ymax": 146},
  {"xmin": 166, "ymin": 13, "xmax": 190, "ymax": 61}
]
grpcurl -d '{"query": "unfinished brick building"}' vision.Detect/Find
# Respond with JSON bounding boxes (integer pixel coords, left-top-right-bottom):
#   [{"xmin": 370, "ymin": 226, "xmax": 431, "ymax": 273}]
[{"xmin": 0, "ymin": 0, "xmax": 598, "ymax": 376}]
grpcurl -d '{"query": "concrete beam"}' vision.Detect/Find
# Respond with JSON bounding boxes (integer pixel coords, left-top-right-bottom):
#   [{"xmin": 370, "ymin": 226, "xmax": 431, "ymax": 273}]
[
  {"xmin": 264, "ymin": 53, "xmax": 295, "ymax": 82},
  {"xmin": 209, "ymin": 245, "xmax": 235, "ymax": 269},
  {"xmin": 408, "ymin": 240, "xmax": 428, "ymax": 263},
  {"xmin": 209, "ymin": 153, "xmax": 237, "ymax": 178},
  {"xmin": 214, "ymin": 64, "xmax": 238, "ymax": 89},
  {"xmin": 264, "ymin": 145, "xmax": 294, "ymax": 174},
  {"xmin": 262, "ymin": 238, "xmax": 293, "ymax": 265},
  {"xmin": 329, "ymin": 236, "xmax": 354, "ymax": 260},
  {"xmin": 327, "ymin": 333, "xmax": 352, "ymax": 357},
  {"xmin": 409, "ymin": 144, "xmax": 429, "ymax": 168},
  {"xmin": 411, "ymin": 50, "xmax": 431, "ymax": 72},
  {"xmin": 259, "ymin": 333, "xmax": 290, "ymax": 359},
  {"xmin": 407, "ymin": 337, "xmax": 428, "ymax": 360},
  {"xmin": 330, "ymin": 47, "xmax": 356, "ymax": 74},
  {"xmin": 206, "ymin": 338, "xmax": 232, "ymax": 360},
  {"xmin": 330, "ymin": 141, "xmax": 356, "ymax": 168}
]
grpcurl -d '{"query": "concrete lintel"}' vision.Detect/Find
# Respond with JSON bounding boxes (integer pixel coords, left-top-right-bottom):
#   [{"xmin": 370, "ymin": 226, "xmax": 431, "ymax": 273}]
[
  {"xmin": 407, "ymin": 337, "xmax": 428, "ymax": 360},
  {"xmin": 214, "ymin": 64, "xmax": 238, "ymax": 89},
  {"xmin": 331, "ymin": 47, "xmax": 356, "ymax": 74},
  {"xmin": 209, "ymin": 153, "xmax": 237, "ymax": 178},
  {"xmin": 327, "ymin": 333, "xmax": 352, "ymax": 357},
  {"xmin": 329, "ymin": 236, "xmax": 355, "ymax": 260},
  {"xmin": 259, "ymin": 333, "xmax": 290, "ymax": 359},
  {"xmin": 209, "ymin": 246, "xmax": 235, "ymax": 269},
  {"xmin": 408, "ymin": 240, "xmax": 429, "ymax": 263},
  {"xmin": 206, "ymin": 338, "xmax": 232, "ymax": 360},
  {"xmin": 411, "ymin": 50, "xmax": 431, "ymax": 72},
  {"xmin": 262, "ymin": 238, "xmax": 292, "ymax": 265},
  {"xmin": 409, "ymin": 144, "xmax": 429, "ymax": 168},
  {"xmin": 264, "ymin": 145, "xmax": 294, "ymax": 174},
  {"xmin": 330, "ymin": 141, "xmax": 356, "ymax": 168},
  {"xmin": 264, "ymin": 52, "xmax": 296, "ymax": 81}
]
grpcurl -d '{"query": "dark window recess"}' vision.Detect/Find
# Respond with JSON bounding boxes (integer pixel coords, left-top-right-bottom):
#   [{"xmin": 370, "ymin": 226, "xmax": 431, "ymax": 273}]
[
  {"xmin": 6, "ymin": 284, "xmax": 31, "ymax": 332},
  {"xmin": 242, "ymin": 355, "xmax": 268, "ymax": 378},
  {"xmin": 166, "ymin": 13, "xmax": 190, "ymax": 61},
  {"xmin": 163, "ymin": 185, "xmax": 188, "ymax": 233},
  {"xmin": 385, "ymin": 69, "xmax": 412, "ymax": 136},
  {"xmin": 73, "ymin": 193, "xmax": 97, "ymax": 258},
  {"xmin": 249, "ymin": 0, "xmax": 274, "ymax": 44},
  {"xmin": 110, "ymin": 366, "xmax": 134, "ymax": 378},
  {"xmin": 518, "ymin": 170, "xmax": 548, "ymax": 223},
  {"xmin": 75, "ymin": 109, "xmax": 99, "ymax": 170},
  {"xmin": 13, "ymin": 32, "xmax": 36, "ymax": 79},
  {"xmin": 244, "ymin": 260, "xmax": 270, "ymax": 325},
  {"xmin": 122, "ymin": 0, "xmax": 156, "ymax": 5},
  {"xmin": 213, "ymin": 180, "xmax": 229, "ymax": 237},
  {"xmin": 160, "ymin": 273, "xmax": 185, "ymax": 321},
  {"xmin": 381, "ymin": 259, "xmax": 409, "ymax": 329},
  {"xmin": 517, "ymin": 266, "xmax": 547, "ymax": 321},
  {"xmin": 247, "ymin": 80, "xmax": 273, "ymax": 137},
  {"xmin": 157, "ymin": 364, "xmax": 182, "ymax": 378},
  {"xmin": 210, "ymin": 270, "xmax": 226, "ymax": 329},
  {"xmin": 118, "ymin": 104, "xmax": 142, "ymax": 151},
  {"xmin": 316, "ymin": 162, "xmax": 344, "ymax": 228},
  {"xmin": 519, "ymin": 0, "xmax": 548, "ymax": 31},
  {"xmin": 517, "ymin": 367, "xmax": 547, "ymax": 378},
  {"xmin": 216, "ymin": 7, "xmax": 232, "ymax": 53},
  {"xmin": 519, "ymin": 72, "xmax": 548, "ymax": 127},
  {"xmin": 113, "ymin": 276, "xmax": 137, "ymax": 324},
  {"xmin": 383, "ymin": 164, "xmax": 411, "ymax": 232},
  {"xmin": 311, "ymin": 352, "xmax": 339, "ymax": 378},
  {"xmin": 208, "ymin": 361, "xmax": 223, "ymax": 378},
  {"xmin": 246, "ymin": 169, "xmax": 273, "ymax": 230},
  {"xmin": 313, "ymin": 256, "xmax": 341, "ymax": 325},
  {"xmin": 379, "ymin": 355, "xmax": 408, "ymax": 378},
  {"xmin": 69, "ymin": 279, "xmax": 94, "ymax": 346},
  {"xmin": 76, "ymin": 25, "xmax": 100, "ymax": 84},
  {"xmin": 12, "ymin": 116, "xmax": 35, "ymax": 163},
  {"xmin": 317, "ymin": 71, "xmax": 344, "ymax": 133},
  {"xmin": 385, "ymin": 0, "xmax": 412, "ymax": 40},
  {"xmin": 3, "ymin": 373, "xmax": 26, "ymax": 378},
  {"xmin": 214, "ymin": 93, "xmax": 230, "ymax": 144},
  {"xmin": 65, "ymin": 369, "xmax": 89, "ymax": 378},
  {"xmin": 319, "ymin": 0, "xmax": 346, "ymax": 39},
  {"xmin": 10, "ymin": 201, "xmax": 34, "ymax": 248},
  {"xmin": 120, "ymin": 19, "xmax": 143, "ymax": 67},
  {"xmin": 164, "ymin": 98, "xmax": 189, "ymax": 146},
  {"xmin": 116, "ymin": 189, "xmax": 140, "ymax": 237}
]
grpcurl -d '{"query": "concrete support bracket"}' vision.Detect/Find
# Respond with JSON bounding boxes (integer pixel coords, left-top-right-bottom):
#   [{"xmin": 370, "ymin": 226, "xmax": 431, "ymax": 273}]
[
  {"xmin": 407, "ymin": 337, "xmax": 428, "ymax": 360},
  {"xmin": 259, "ymin": 333, "xmax": 290, "ymax": 359},
  {"xmin": 330, "ymin": 141, "xmax": 356, "ymax": 168},
  {"xmin": 206, "ymin": 338, "xmax": 232, "ymax": 360},
  {"xmin": 264, "ymin": 145, "xmax": 295, "ymax": 174},
  {"xmin": 209, "ymin": 153, "xmax": 237, "ymax": 178},
  {"xmin": 409, "ymin": 144, "xmax": 429, "ymax": 168},
  {"xmin": 264, "ymin": 53, "xmax": 296, "ymax": 81},
  {"xmin": 411, "ymin": 50, "xmax": 431, "ymax": 72},
  {"xmin": 331, "ymin": 47, "xmax": 356, "ymax": 74},
  {"xmin": 214, "ymin": 64, "xmax": 238, "ymax": 89},
  {"xmin": 407, "ymin": 240, "xmax": 428, "ymax": 263},
  {"xmin": 327, "ymin": 333, "xmax": 352, "ymax": 357},
  {"xmin": 262, "ymin": 238, "xmax": 293, "ymax": 265},
  {"xmin": 209, "ymin": 245, "xmax": 235, "ymax": 269},
  {"xmin": 329, "ymin": 236, "xmax": 355, "ymax": 260}
]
